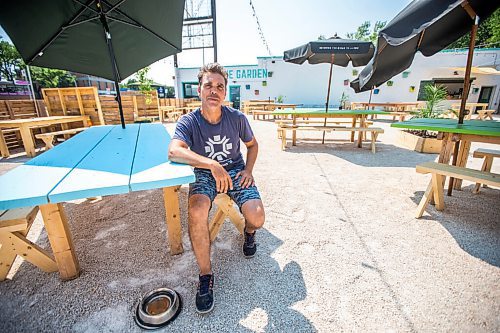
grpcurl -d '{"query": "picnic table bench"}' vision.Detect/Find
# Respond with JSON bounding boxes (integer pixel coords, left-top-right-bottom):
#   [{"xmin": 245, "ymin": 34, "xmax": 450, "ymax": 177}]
[
  {"xmin": 0, "ymin": 123, "xmax": 195, "ymax": 280},
  {"xmin": 472, "ymin": 148, "xmax": 500, "ymax": 193},
  {"xmin": 278, "ymin": 125, "xmax": 384, "ymax": 153},
  {"xmin": 415, "ymin": 161, "xmax": 500, "ymax": 218},
  {"xmin": 35, "ymin": 127, "xmax": 86, "ymax": 150}
]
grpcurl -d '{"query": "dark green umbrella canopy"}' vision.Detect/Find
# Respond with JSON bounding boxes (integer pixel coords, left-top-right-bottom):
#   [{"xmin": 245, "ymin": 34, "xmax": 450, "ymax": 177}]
[
  {"xmin": 350, "ymin": 0, "xmax": 500, "ymax": 93},
  {"xmin": 0, "ymin": 0, "xmax": 185, "ymax": 82},
  {"xmin": 284, "ymin": 37, "xmax": 374, "ymax": 67}
]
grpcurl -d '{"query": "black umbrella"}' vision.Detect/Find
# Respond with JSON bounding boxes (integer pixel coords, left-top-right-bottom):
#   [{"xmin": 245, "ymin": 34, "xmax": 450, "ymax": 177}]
[
  {"xmin": 0, "ymin": 0, "xmax": 185, "ymax": 128},
  {"xmin": 351, "ymin": 0, "xmax": 499, "ymax": 122},
  {"xmin": 350, "ymin": 0, "xmax": 499, "ymax": 195},
  {"xmin": 284, "ymin": 36, "xmax": 374, "ymax": 143}
]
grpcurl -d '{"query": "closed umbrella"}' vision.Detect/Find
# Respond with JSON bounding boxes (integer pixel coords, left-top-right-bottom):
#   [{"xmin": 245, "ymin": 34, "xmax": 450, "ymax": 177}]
[
  {"xmin": 0, "ymin": 0, "xmax": 185, "ymax": 128},
  {"xmin": 284, "ymin": 36, "xmax": 374, "ymax": 143}
]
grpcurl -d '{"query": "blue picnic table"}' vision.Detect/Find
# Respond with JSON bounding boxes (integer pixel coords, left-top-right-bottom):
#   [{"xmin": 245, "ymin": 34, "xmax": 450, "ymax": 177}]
[{"xmin": 0, "ymin": 123, "xmax": 195, "ymax": 280}]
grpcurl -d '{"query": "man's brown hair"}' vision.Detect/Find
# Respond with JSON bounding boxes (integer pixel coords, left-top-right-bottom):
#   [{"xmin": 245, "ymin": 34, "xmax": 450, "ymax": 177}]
[{"xmin": 197, "ymin": 63, "xmax": 228, "ymax": 87}]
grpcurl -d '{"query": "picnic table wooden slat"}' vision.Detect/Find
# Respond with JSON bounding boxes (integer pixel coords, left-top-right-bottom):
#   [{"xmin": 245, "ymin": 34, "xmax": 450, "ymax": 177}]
[
  {"xmin": 129, "ymin": 123, "xmax": 195, "ymax": 192},
  {"xmin": 48, "ymin": 125, "xmax": 140, "ymax": 203},
  {"xmin": 0, "ymin": 126, "xmax": 113, "ymax": 210}
]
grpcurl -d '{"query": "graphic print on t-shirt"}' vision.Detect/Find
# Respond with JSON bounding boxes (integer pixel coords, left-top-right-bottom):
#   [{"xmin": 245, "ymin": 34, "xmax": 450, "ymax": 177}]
[{"xmin": 204, "ymin": 135, "xmax": 233, "ymax": 165}]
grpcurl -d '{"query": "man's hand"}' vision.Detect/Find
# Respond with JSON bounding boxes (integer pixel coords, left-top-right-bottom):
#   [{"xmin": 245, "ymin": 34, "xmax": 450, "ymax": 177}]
[
  {"xmin": 236, "ymin": 169, "xmax": 255, "ymax": 189},
  {"xmin": 210, "ymin": 161, "xmax": 233, "ymax": 193}
]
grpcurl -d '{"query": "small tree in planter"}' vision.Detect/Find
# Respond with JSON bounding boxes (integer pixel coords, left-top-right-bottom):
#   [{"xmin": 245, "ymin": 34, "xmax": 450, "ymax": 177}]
[
  {"xmin": 410, "ymin": 84, "xmax": 448, "ymax": 138},
  {"xmin": 399, "ymin": 84, "xmax": 448, "ymax": 153}
]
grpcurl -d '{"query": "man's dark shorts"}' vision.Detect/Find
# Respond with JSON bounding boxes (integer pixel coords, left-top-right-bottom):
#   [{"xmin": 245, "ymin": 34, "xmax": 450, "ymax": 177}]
[{"xmin": 189, "ymin": 164, "xmax": 261, "ymax": 208}]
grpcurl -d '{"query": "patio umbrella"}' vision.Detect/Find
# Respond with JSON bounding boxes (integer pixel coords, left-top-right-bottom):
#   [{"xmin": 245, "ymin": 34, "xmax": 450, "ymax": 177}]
[
  {"xmin": 0, "ymin": 0, "xmax": 185, "ymax": 128},
  {"xmin": 350, "ymin": 0, "xmax": 499, "ymax": 194},
  {"xmin": 350, "ymin": 0, "xmax": 499, "ymax": 123},
  {"xmin": 284, "ymin": 36, "xmax": 374, "ymax": 143}
]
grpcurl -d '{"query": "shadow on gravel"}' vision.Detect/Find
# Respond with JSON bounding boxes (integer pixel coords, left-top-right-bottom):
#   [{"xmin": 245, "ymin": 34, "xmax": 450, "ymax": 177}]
[
  {"xmin": 411, "ymin": 186, "xmax": 500, "ymax": 267},
  {"xmin": 213, "ymin": 228, "xmax": 316, "ymax": 332}
]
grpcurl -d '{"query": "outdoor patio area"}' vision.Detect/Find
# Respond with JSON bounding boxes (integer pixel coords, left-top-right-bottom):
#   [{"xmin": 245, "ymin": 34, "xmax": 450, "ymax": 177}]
[{"xmin": 0, "ymin": 116, "xmax": 498, "ymax": 332}]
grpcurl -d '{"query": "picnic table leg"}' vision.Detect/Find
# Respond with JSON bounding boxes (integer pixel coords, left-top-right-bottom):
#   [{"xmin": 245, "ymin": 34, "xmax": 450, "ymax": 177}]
[
  {"xmin": 39, "ymin": 203, "xmax": 80, "ymax": 280},
  {"xmin": 60, "ymin": 123, "xmax": 70, "ymax": 140},
  {"xmin": 292, "ymin": 115, "xmax": 297, "ymax": 146},
  {"xmin": 350, "ymin": 116, "xmax": 356, "ymax": 142},
  {"xmin": 0, "ymin": 131, "xmax": 10, "ymax": 158},
  {"xmin": 357, "ymin": 116, "xmax": 365, "ymax": 148},
  {"xmin": 428, "ymin": 133, "xmax": 455, "ymax": 205},
  {"xmin": 453, "ymin": 140, "xmax": 471, "ymax": 190},
  {"xmin": 473, "ymin": 156, "xmax": 493, "ymax": 193},
  {"xmin": 19, "ymin": 124, "xmax": 36, "ymax": 157},
  {"xmin": 416, "ymin": 181, "xmax": 434, "ymax": 218},
  {"xmin": 162, "ymin": 186, "xmax": 183, "ymax": 255}
]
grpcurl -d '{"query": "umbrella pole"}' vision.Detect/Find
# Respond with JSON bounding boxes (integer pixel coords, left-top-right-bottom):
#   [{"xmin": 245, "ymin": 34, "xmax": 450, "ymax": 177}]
[
  {"xmin": 448, "ymin": 16, "xmax": 478, "ymax": 196},
  {"xmin": 97, "ymin": 0, "xmax": 126, "ymax": 129},
  {"xmin": 322, "ymin": 55, "xmax": 334, "ymax": 144}
]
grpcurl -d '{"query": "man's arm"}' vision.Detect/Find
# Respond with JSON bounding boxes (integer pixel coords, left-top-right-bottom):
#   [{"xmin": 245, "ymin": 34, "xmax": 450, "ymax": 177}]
[
  {"xmin": 236, "ymin": 137, "xmax": 258, "ymax": 188},
  {"xmin": 169, "ymin": 139, "xmax": 233, "ymax": 193}
]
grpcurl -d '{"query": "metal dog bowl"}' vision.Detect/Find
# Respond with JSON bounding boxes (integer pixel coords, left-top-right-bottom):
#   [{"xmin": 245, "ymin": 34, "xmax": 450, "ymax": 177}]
[{"xmin": 134, "ymin": 288, "xmax": 182, "ymax": 330}]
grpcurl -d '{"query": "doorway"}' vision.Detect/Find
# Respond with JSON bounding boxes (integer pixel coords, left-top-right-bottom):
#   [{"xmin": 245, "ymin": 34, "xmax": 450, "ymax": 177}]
[
  {"xmin": 477, "ymin": 86, "xmax": 493, "ymax": 107},
  {"xmin": 229, "ymin": 85, "xmax": 241, "ymax": 109}
]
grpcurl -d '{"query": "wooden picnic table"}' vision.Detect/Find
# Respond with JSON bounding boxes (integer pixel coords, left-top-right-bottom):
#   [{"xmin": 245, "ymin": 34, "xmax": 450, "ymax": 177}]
[
  {"xmin": 353, "ymin": 102, "xmax": 419, "ymax": 111},
  {"xmin": 0, "ymin": 123, "xmax": 195, "ymax": 280},
  {"xmin": 0, "ymin": 116, "xmax": 90, "ymax": 158},
  {"xmin": 391, "ymin": 118, "xmax": 500, "ymax": 189},
  {"xmin": 273, "ymin": 108, "xmax": 390, "ymax": 148}
]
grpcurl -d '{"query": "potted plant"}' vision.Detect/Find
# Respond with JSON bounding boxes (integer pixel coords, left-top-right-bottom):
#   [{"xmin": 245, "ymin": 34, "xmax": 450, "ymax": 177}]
[
  {"xmin": 397, "ymin": 84, "xmax": 448, "ymax": 153},
  {"xmin": 339, "ymin": 92, "xmax": 349, "ymax": 110}
]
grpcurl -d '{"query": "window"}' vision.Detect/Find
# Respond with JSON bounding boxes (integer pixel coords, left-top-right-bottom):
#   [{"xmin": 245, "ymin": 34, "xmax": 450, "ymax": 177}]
[
  {"xmin": 183, "ymin": 82, "xmax": 199, "ymax": 98},
  {"xmin": 417, "ymin": 78, "xmax": 475, "ymax": 101}
]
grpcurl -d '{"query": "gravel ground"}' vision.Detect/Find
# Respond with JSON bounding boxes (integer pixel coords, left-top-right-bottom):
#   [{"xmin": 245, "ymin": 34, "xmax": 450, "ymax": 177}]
[{"xmin": 0, "ymin": 116, "xmax": 499, "ymax": 332}]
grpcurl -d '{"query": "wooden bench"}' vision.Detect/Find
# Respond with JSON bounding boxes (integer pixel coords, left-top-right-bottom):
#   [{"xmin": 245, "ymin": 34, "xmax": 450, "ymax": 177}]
[
  {"xmin": 276, "ymin": 119, "xmax": 374, "ymax": 139},
  {"xmin": 208, "ymin": 194, "xmax": 244, "ymax": 242},
  {"xmin": 415, "ymin": 162, "xmax": 500, "ymax": 218},
  {"xmin": 278, "ymin": 125, "xmax": 384, "ymax": 153},
  {"xmin": 472, "ymin": 148, "xmax": 500, "ymax": 193},
  {"xmin": 35, "ymin": 127, "xmax": 86, "ymax": 150},
  {"xmin": 0, "ymin": 207, "xmax": 58, "ymax": 281},
  {"xmin": 476, "ymin": 109, "xmax": 495, "ymax": 120}
]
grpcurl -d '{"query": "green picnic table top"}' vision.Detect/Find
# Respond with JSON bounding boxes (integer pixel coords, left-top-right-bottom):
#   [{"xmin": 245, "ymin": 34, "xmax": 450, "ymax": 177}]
[
  {"xmin": 391, "ymin": 118, "xmax": 500, "ymax": 137},
  {"xmin": 272, "ymin": 108, "xmax": 391, "ymax": 116}
]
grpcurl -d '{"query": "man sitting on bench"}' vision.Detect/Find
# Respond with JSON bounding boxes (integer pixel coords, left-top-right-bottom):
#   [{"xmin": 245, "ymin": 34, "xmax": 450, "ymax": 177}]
[{"xmin": 168, "ymin": 63, "xmax": 265, "ymax": 314}]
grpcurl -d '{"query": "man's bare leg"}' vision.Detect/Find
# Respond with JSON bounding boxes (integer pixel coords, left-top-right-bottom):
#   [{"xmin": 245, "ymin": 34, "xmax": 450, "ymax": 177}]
[{"xmin": 188, "ymin": 194, "xmax": 212, "ymax": 275}]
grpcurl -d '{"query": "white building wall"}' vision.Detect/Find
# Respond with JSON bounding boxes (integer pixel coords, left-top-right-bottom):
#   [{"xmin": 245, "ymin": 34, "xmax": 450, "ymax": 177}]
[{"xmin": 175, "ymin": 48, "xmax": 500, "ymax": 111}]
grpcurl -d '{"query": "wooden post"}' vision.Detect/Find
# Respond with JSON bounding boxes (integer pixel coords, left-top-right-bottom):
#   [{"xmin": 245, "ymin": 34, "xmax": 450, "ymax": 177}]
[
  {"xmin": 322, "ymin": 55, "xmax": 334, "ymax": 145},
  {"xmin": 132, "ymin": 96, "xmax": 139, "ymax": 121},
  {"xmin": 75, "ymin": 88, "xmax": 85, "ymax": 116},
  {"xmin": 92, "ymin": 87, "xmax": 105, "ymax": 125},
  {"xmin": 42, "ymin": 89, "xmax": 53, "ymax": 116},
  {"xmin": 5, "ymin": 100, "xmax": 15, "ymax": 119},
  {"xmin": 39, "ymin": 203, "xmax": 80, "ymax": 280},
  {"xmin": 58, "ymin": 89, "xmax": 67, "ymax": 116}
]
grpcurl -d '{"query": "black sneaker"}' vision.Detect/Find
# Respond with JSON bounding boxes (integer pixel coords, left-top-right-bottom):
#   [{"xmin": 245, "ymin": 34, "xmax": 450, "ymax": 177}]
[
  {"xmin": 195, "ymin": 274, "xmax": 214, "ymax": 314},
  {"xmin": 243, "ymin": 228, "xmax": 257, "ymax": 258}
]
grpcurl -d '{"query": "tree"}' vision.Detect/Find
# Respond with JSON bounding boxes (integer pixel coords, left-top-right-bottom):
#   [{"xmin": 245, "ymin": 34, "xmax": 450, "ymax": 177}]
[
  {"xmin": 346, "ymin": 21, "xmax": 386, "ymax": 43},
  {"xmin": 136, "ymin": 66, "xmax": 154, "ymax": 104},
  {"xmin": 0, "ymin": 38, "xmax": 25, "ymax": 81},
  {"xmin": 30, "ymin": 67, "xmax": 76, "ymax": 88},
  {"xmin": 447, "ymin": 8, "xmax": 500, "ymax": 49}
]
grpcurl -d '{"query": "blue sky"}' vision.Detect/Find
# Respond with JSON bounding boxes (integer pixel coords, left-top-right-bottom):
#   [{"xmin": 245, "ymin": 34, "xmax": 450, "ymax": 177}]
[{"xmin": 0, "ymin": 0, "xmax": 412, "ymax": 85}]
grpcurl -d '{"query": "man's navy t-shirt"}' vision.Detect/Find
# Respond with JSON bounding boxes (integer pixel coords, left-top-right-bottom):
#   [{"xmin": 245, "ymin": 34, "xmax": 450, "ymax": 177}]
[{"xmin": 172, "ymin": 106, "xmax": 254, "ymax": 170}]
